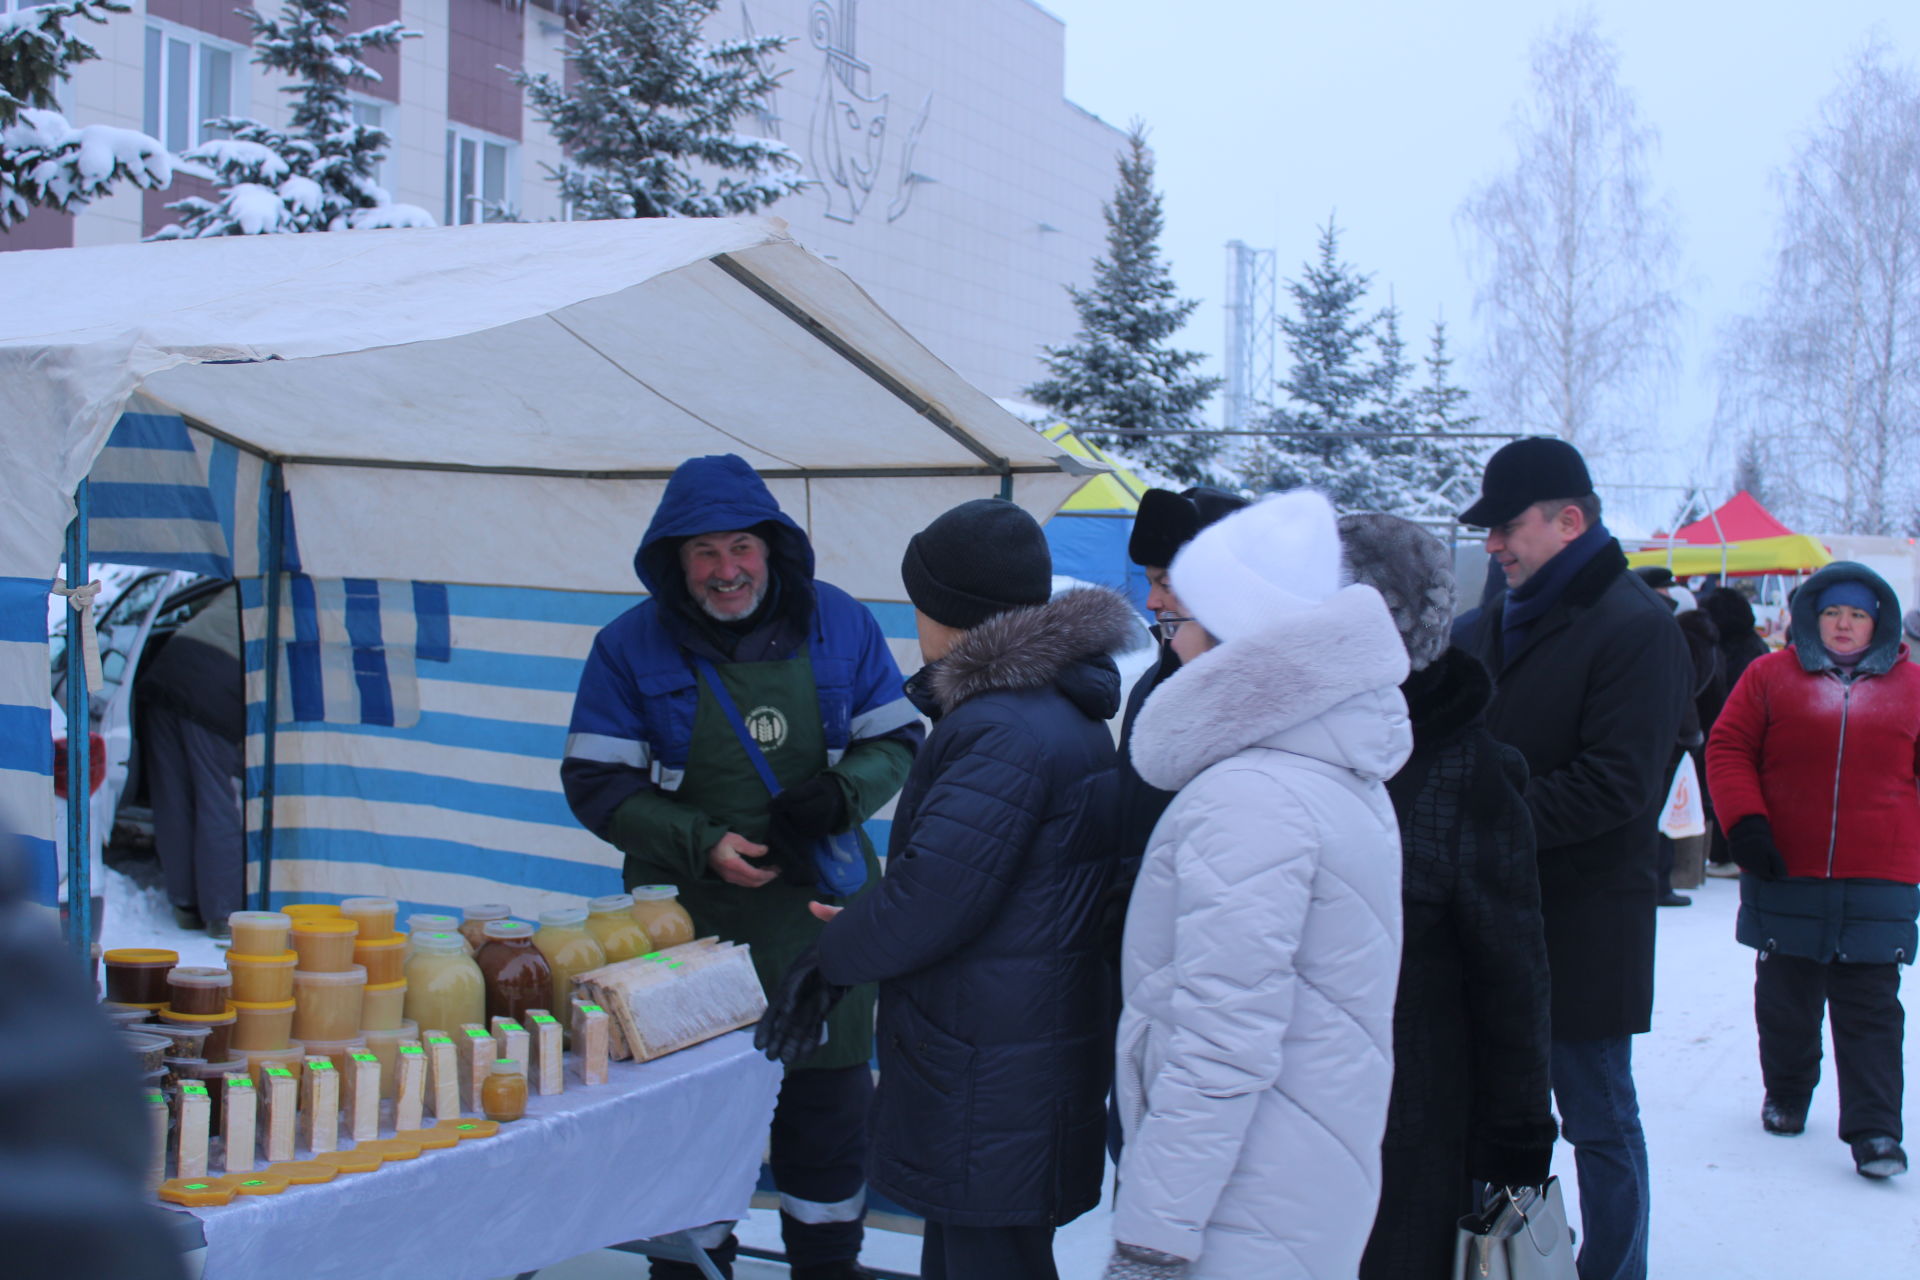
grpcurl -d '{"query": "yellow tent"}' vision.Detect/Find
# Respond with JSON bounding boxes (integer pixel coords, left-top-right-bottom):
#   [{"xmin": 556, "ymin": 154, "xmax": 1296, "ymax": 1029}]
[
  {"xmin": 1042, "ymin": 422, "xmax": 1151, "ymax": 512},
  {"xmin": 1625, "ymin": 535, "xmax": 1832, "ymax": 578},
  {"xmin": 1038, "ymin": 423, "xmax": 1152, "ymax": 611}
]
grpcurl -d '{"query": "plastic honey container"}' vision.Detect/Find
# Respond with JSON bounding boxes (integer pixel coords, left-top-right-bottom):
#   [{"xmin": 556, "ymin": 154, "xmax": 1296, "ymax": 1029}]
[
  {"xmin": 629, "ymin": 887, "xmax": 695, "ymax": 948},
  {"xmin": 226, "ymin": 911, "xmax": 292, "ymax": 956},
  {"xmin": 403, "ymin": 932, "xmax": 485, "ymax": 1037},
  {"xmin": 227, "ymin": 951, "xmax": 298, "ymax": 1003},
  {"xmin": 533, "ymin": 908, "xmax": 606, "ymax": 1020},
  {"xmin": 166, "ymin": 967, "xmax": 232, "ymax": 1016},
  {"xmin": 154, "ymin": 1023, "xmax": 212, "ymax": 1060},
  {"xmin": 292, "ymin": 965, "xmax": 365, "ymax": 1042},
  {"xmin": 339, "ymin": 896, "xmax": 398, "ymax": 941},
  {"xmin": 352, "ymin": 934, "xmax": 407, "ymax": 986},
  {"xmin": 361, "ymin": 1020, "xmax": 417, "ymax": 1098},
  {"xmin": 159, "ymin": 1007, "xmax": 236, "ymax": 1062},
  {"xmin": 458, "ymin": 904, "xmax": 511, "ymax": 953},
  {"xmin": 281, "ymin": 903, "xmax": 343, "ymax": 922},
  {"xmin": 586, "ymin": 894, "xmax": 652, "ymax": 961},
  {"xmin": 103, "ymin": 949, "xmax": 178, "ymax": 1005},
  {"xmin": 231, "ymin": 998, "xmax": 297, "ymax": 1051},
  {"xmin": 360, "ymin": 979, "xmax": 408, "ymax": 1031},
  {"xmin": 290, "ymin": 919, "xmax": 359, "ymax": 972}
]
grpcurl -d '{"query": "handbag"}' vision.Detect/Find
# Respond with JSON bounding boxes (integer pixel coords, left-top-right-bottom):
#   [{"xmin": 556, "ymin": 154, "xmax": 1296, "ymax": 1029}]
[
  {"xmin": 1453, "ymin": 1179, "xmax": 1578, "ymax": 1280},
  {"xmin": 693, "ymin": 658, "xmax": 867, "ymax": 897}
]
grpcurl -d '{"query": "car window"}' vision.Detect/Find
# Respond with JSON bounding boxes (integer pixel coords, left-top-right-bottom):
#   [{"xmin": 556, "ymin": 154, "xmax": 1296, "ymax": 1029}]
[{"xmin": 100, "ymin": 574, "xmax": 169, "ymax": 632}]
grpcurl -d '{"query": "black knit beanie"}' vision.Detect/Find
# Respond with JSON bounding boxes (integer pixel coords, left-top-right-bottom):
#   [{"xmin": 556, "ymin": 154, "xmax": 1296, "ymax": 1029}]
[{"xmin": 901, "ymin": 499, "xmax": 1052, "ymax": 629}]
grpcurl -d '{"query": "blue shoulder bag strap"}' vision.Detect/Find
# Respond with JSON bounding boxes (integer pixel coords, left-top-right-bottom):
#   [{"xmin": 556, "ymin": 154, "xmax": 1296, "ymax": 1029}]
[{"xmin": 692, "ymin": 657, "xmax": 866, "ymax": 897}]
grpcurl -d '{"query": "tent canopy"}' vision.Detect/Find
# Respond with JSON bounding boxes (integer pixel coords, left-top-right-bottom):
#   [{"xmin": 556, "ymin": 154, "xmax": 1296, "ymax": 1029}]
[
  {"xmin": 1037, "ymin": 423, "xmax": 1152, "ymax": 613},
  {"xmin": 0, "ymin": 217, "xmax": 1095, "ymax": 920},
  {"xmin": 1630, "ymin": 491, "xmax": 1830, "ymax": 577}
]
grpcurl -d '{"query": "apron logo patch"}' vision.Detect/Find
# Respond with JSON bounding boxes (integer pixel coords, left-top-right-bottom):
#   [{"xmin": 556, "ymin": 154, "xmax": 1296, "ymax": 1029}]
[{"xmin": 745, "ymin": 705, "xmax": 789, "ymax": 752}]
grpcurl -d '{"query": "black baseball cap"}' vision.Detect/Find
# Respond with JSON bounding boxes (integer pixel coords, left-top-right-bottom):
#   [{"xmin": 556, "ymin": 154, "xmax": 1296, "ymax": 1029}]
[{"xmin": 1458, "ymin": 437, "xmax": 1594, "ymax": 528}]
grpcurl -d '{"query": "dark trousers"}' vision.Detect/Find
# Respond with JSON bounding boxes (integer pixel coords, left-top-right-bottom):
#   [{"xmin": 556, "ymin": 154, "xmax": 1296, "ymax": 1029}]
[
  {"xmin": 1755, "ymin": 952, "xmax": 1905, "ymax": 1141},
  {"xmin": 144, "ymin": 705, "xmax": 244, "ymax": 924},
  {"xmin": 1551, "ymin": 1036, "xmax": 1649, "ymax": 1280},
  {"xmin": 920, "ymin": 1222, "xmax": 1056, "ymax": 1280},
  {"xmin": 650, "ymin": 1063, "xmax": 871, "ymax": 1279}
]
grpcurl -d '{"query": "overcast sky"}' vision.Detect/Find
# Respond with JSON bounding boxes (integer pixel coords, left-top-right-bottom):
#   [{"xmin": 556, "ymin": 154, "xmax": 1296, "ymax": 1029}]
[{"xmin": 1034, "ymin": 0, "xmax": 1920, "ymax": 521}]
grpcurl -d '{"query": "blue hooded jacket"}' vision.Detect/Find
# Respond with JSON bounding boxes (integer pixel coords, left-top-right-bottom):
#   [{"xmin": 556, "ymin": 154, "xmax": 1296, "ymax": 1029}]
[{"xmin": 561, "ymin": 454, "xmax": 921, "ymax": 840}]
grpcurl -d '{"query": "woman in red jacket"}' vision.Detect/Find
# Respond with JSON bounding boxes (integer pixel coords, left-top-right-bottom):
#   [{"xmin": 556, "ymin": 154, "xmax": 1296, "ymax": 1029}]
[{"xmin": 1706, "ymin": 561, "xmax": 1920, "ymax": 1180}]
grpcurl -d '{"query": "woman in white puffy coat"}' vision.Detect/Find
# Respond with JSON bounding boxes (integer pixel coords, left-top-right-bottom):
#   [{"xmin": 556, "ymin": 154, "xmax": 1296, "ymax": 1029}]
[{"xmin": 1104, "ymin": 491, "xmax": 1412, "ymax": 1280}]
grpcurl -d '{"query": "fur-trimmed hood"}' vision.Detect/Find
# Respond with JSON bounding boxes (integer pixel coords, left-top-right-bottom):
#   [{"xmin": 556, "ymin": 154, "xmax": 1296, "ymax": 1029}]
[
  {"xmin": 1789, "ymin": 560, "xmax": 1905, "ymax": 677},
  {"xmin": 1132, "ymin": 584, "xmax": 1412, "ymax": 791},
  {"xmin": 908, "ymin": 586, "xmax": 1142, "ymax": 719}
]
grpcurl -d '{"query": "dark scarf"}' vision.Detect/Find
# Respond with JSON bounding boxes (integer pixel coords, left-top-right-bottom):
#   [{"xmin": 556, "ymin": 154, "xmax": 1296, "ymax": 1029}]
[{"xmin": 1501, "ymin": 521, "xmax": 1611, "ymax": 658}]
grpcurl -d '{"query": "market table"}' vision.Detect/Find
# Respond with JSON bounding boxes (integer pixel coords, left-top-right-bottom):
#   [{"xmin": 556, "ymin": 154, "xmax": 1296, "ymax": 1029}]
[{"xmin": 172, "ymin": 1031, "xmax": 782, "ymax": 1280}]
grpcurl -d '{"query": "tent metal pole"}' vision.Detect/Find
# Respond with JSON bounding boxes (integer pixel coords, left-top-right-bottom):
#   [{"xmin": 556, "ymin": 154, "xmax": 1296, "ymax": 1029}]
[
  {"xmin": 255, "ymin": 461, "xmax": 286, "ymax": 911},
  {"xmin": 62, "ymin": 481, "xmax": 92, "ymax": 960}
]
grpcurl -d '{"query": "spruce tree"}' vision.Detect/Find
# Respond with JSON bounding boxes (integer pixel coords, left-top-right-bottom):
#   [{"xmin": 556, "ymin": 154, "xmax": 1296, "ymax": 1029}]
[
  {"xmin": 152, "ymin": 0, "xmax": 430, "ymax": 237},
  {"xmin": 2, "ymin": 0, "xmax": 169, "ymax": 228},
  {"xmin": 1027, "ymin": 121, "xmax": 1221, "ymax": 485},
  {"xmin": 1409, "ymin": 320, "xmax": 1488, "ymax": 519},
  {"xmin": 513, "ymin": 0, "xmax": 802, "ymax": 219}
]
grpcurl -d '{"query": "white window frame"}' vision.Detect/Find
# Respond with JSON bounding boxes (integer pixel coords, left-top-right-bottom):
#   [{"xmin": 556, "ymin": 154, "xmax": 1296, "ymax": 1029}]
[
  {"xmin": 143, "ymin": 18, "xmax": 247, "ymax": 154},
  {"xmin": 443, "ymin": 124, "xmax": 518, "ymax": 225},
  {"xmin": 348, "ymin": 95, "xmax": 393, "ymax": 194}
]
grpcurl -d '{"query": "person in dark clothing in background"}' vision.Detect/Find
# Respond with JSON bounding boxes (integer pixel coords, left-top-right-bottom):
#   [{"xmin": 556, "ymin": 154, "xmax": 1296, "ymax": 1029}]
[
  {"xmin": 1702, "ymin": 587, "xmax": 1774, "ymax": 878},
  {"xmin": 135, "ymin": 584, "xmax": 244, "ymax": 938},
  {"xmin": 0, "ymin": 822, "xmax": 184, "ymax": 1280},
  {"xmin": 1636, "ymin": 569, "xmax": 1727, "ymax": 908},
  {"xmin": 1343, "ymin": 514, "xmax": 1556, "ymax": 1280},
  {"xmin": 1459, "ymin": 438, "xmax": 1689, "ymax": 1280},
  {"xmin": 774, "ymin": 499, "xmax": 1134, "ymax": 1280}
]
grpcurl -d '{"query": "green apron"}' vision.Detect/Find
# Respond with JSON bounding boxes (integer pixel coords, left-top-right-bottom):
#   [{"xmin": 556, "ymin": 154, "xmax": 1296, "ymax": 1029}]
[{"xmin": 624, "ymin": 652, "xmax": 878, "ymax": 1071}]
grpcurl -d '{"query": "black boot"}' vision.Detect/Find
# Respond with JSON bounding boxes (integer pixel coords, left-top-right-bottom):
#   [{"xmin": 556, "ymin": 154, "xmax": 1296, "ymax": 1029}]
[
  {"xmin": 1852, "ymin": 1136, "xmax": 1908, "ymax": 1179},
  {"xmin": 1761, "ymin": 1094, "xmax": 1808, "ymax": 1135}
]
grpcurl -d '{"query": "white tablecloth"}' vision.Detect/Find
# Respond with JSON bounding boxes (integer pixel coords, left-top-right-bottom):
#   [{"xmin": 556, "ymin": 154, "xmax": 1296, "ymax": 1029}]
[{"xmin": 185, "ymin": 1031, "xmax": 782, "ymax": 1280}]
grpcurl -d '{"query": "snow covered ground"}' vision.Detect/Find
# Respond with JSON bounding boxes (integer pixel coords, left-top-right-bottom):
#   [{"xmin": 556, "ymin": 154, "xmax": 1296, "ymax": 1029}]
[{"xmin": 97, "ymin": 869, "xmax": 1916, "ymax": 1278}]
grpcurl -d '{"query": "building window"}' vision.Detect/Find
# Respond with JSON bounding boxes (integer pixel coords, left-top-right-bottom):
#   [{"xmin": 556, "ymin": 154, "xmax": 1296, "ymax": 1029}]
[
  {"xmin": 350, "ymin": 98, "xmax": 391, "ymax": 192},
  {"xmin": 143, "ymin": 23, "xmax": 244, "ymax": 153},
  {"xmin": 443, "ymin": 125, "xmax": 515, "ymax": 225}
]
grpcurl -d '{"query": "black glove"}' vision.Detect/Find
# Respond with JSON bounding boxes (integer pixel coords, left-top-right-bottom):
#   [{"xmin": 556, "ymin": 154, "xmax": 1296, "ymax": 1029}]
[
  {"xmin": 753, "ymin": 946, "xmax": 849, "ymax": 1067},
  {"xmin": 1468, "ymin": 1117, "xmax": 1558, "ymax": 1189},
  {"xmin": 1729, "ymin": 815, "xmax": 1788, "ymax": 880},
  {"xmin": 766, "ymin": 777, "xmax": 851, "ymax": 889}
]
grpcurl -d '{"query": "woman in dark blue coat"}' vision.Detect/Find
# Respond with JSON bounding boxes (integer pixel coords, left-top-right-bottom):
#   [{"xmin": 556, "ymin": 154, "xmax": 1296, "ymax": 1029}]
[{"xmin": 807, "ymin": 500, "xmax": 1134, "ymax": 1280}]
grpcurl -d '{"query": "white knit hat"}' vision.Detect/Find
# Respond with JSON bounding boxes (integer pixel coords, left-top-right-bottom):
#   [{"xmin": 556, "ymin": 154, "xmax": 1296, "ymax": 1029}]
[{"xmin": 1170, "ymin": 490, "xmax": 1344, "ymax": 642}]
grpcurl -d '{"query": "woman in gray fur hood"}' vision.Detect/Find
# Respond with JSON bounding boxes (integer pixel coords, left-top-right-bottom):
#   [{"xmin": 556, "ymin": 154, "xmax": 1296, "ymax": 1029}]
[{"xmin": 1105, "ymin": 491, "xmax": 1412, "ymax": 1280}]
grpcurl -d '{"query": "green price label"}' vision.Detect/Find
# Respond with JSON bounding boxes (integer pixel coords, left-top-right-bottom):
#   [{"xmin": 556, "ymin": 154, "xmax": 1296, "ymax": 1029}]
[
  {"xmin": 464, "ymin": 1027, "xmax": 490, "ymax": 1039},
  {"xmin": 350, "ymin": 1052, "xmax": 377, "ymax": 1063},
  {"xmin": 456, "ymin": 1123, "xmax": 477, "ymax": 1131},
  {"xmin": 425, "ymin": 1034, "xmax": 453, "ymax": 1045},
  {"xmin": 227, "ymin": 1078, "xmax": 253, "ymax": 1091},
  {"xmin": 307, "ymin": 1060, "xmax": 334, "ymax": 1073},
  {"xmin": 398, "ymin": 1045, "xmax": 425, "ymax": 1057},
  {"xmin": 667, "ymin": 961, "xmax": 683, "ymax": 969},
  {"xmin": 146, "ymin": 1092, "xmax": 165, "ymax": 1105},
  {"xmin": 241, "ymin": 1179, "xmax": 266, "ymax": 1187},
  {"xmin": 527, "ymin": 1013, "xmax": 557, "ymax": 1025},
  {"xmin": 183, "ymin": 1182, "xmax": 211, "ymax": 1191},
  {"xmin": 264, "ymin": 1066, "xmax": 292, "ymax": 1078},
  {"xmin": 498, "ymin": 1021, "xmax": 524, "ymax": 1033},
  {"xmin": 641, "ymin": 951, "xmax": 662, "ymax": 960},
  {"xmin": 180, "ymin": 1082, "xmax": 209, "ymax": 1096},
  {"xmin": 577, "ymin": 1004, "xmax": 604, "ymax": 1015}
]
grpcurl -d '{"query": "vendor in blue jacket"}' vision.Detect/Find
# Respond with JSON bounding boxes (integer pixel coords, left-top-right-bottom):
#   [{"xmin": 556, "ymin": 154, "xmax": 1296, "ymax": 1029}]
[
  {"xmin": 561, "ymin": 453, "xmax": 921, "ymax": 1280},
  {"xmin": 764, "ymin": 499, "xmax": 1134, "ymax": 1280}
]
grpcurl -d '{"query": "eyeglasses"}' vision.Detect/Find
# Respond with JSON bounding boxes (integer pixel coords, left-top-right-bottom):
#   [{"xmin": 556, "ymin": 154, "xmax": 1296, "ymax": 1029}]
[{"xmin": 1155, "ymin": 616, "xmax": 1193, "ymax": 643}]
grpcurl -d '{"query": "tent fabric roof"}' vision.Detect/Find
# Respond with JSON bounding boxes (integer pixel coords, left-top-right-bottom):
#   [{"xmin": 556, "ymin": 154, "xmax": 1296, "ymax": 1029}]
[
  {"xmin": 1666, "ymin": 491, "xmax": 1797, "ymax": 544},
  {"xmin": 1626, "ymin": 534, "xmax": 1832, "ymax": 578},
  {"xmin": 1041, "ymin": 422, "xmax": 1151, "ymax": 513}
]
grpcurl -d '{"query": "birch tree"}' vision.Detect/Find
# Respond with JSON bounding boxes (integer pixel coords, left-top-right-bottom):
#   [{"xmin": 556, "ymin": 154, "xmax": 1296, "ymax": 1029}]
[{"xmin": 1459, "ymin": 12, "xmax": 1682, "ymax": 476}]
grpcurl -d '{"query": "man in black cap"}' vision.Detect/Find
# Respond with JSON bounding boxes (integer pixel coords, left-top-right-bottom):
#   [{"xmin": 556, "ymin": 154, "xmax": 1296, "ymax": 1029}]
[{"xmin": 1458, "ymin": 438, "xmax": 1690, "ymax": 1280}]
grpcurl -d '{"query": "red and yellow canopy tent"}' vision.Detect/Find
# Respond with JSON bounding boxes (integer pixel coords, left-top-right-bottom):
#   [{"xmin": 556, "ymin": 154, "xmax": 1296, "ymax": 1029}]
[{"xmin": 1626, "ymin": 491, "xmax": 1832, "ymax": 577}]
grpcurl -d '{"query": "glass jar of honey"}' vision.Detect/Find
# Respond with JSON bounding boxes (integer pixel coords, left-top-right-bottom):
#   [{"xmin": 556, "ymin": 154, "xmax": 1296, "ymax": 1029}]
[
  {"xmin": 481, "ymin": 1057, "xmax": 527, "ymax": 1122},
  {"xmin": 475, "ymin": 920, "xmax": 553, "ymax": 1026},
  {"xmin": 629, "ymin": 886, "xmax": 695, "ymax": 949},
  {"xmin": 533, "ymin": 908, "xmax": 606, "ymax": 1021},
  {"xmin": 403, "ymin": 932, "xmax": 485, "ymax": 1038},
  {"xmin": 458, "ymin": 904, "xmax": 510, "ymax": 954},
  {"xmin": 585, "ymin": 894, "xmax": 651, "ymax": 962}
]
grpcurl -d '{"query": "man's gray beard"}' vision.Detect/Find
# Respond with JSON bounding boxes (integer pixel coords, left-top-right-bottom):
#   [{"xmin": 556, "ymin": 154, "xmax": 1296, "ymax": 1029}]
[{"xmin": 697, "ymin": 579, "xmax": 768, "ymax": 622}]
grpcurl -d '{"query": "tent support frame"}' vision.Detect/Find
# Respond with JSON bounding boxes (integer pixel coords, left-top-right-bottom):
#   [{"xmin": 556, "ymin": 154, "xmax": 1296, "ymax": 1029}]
[
  {"xmin": 62, "ymin": 481, "xmax": 92, "ymax": 958},
  {"xmin": 255, "ymin": 460, "xmax": 286, "ymax": 911}
]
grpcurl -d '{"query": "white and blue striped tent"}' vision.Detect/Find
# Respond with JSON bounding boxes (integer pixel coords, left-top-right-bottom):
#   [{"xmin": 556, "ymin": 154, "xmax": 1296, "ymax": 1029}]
[{"xmin": 0, "ymin": 217, "xmax": 1094, "ymax": 935}]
